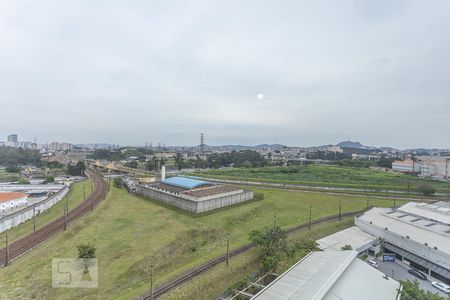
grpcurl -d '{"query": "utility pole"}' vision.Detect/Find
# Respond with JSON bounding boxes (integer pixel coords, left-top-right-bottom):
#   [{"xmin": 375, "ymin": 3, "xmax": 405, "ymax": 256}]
[
  {"xmin": 64, "ymin": 199, "xmax": 67, "ymax": 231},
  {"xmin": 83, "ymin": 184, "xmax": 86, "ymax": 201},
  {"xmin": 308, "ymin": 201, "xmax": 312, "ymax": 231},
  {"xmin": 5, "ymin": 230, "xmax": 9, "ymax": 266},
  {"xmin": 226, "ymin": 238, "xmax": 230, "ymax": 267},
  {"xmin": 393, "ymin": 196, "xmax": 397, "ymax": 209},
  {"xmin": 33, "ymin": 205, "xmax": 36, "ymax": 232},
  {"xmin": 339, "ymin": 200, "xmax": 342, "ymax": 221},
  {"xmin": 150, "ymin": 264, "xmax": 154, "ymax": 300}
]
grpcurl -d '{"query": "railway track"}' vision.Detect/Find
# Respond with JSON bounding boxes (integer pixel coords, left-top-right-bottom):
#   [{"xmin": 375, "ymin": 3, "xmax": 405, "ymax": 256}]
[
  {"xmin": 140, "ymin": 210, "xmax": 364, "ymax": 299},
  {"xmin": 0, "ymin": 168, "xmax": 108, "ymax": 267}
]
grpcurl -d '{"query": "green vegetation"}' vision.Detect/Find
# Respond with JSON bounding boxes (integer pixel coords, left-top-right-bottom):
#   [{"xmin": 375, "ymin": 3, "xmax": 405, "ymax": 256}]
[
  {"xmin": 0, "ymin": 185, "xmax": 403, "ymax": 300},
  {"xmin": 67, "ymin": 161, "xmax": 86, "ymax": 176},
  {"xmin": 192, "ymin": 165, "xmax": 450, "ymax": 193},
  {"xmin": 42, "ymin": 175, "xmax": 55, "ymax": 184},
  {"xmin": 401, "ymin": 280, "xmax": 449, "ymax": 300},
  {"xmin": 0, "ymin": 179, "xmax": 92, "ymax": 243},
  {"xmin": 417, "ymin": 184, "xmax": 437, "ymax": 196},
  {"xmin": 113, "ymin": 177, "xmax": 125, "ymax": 188},
  {"xmin": 249, "ymin": 223, "xmax": 318, "ymax": 272},
  {"xmin": 163, "ymin": 218, "xmax": 355, "ymax": 300},
  {"xmin": 0, "ymin": 169, "xmax": 21, "ymax": 182},
  {"xmin": 341, "ymin": 244, "xmax": 353, "ymax": 250},
  {"xmin": 0, "ymin": 146, "xmax": 40, "ymax": 167},
  {"xmin": 17, "ymin": 177, "xmax": 30, "ymax": 184},
  {"xmin": 206, "ymin": 150, "xmax": 266, "ymax": 168},
  {"xmin": 249, "ymin": 223, "xmax": 290, "ymax": 272},
  {"xmin": 77, "ymin": 244, "xmax": 96, "ymax": 259}
]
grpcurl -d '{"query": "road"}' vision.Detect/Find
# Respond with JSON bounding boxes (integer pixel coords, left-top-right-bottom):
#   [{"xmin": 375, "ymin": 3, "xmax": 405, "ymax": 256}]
[{"xmin": 372, "ymin": 257, "xmax": 448, "ymax": 297}]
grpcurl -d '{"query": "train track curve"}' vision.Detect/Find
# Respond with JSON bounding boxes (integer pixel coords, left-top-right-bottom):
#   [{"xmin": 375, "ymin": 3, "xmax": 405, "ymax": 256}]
[
  {"xmin": 0, "ymin": 167, "xmax": 108, "ymax": 267},
  {"xmin": 140, "ymin": 209, "xmax": 364, "ymax": 299}
]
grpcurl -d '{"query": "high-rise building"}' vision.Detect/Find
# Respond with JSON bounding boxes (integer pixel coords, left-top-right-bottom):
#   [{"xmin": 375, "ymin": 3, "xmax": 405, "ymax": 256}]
[{"xmin": 7, "ymin": 134, "xmax": 18, "ymax": 143}]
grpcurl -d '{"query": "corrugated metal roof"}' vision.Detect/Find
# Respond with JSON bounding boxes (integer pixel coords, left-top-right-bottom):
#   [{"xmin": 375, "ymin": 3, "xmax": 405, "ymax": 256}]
[
  {"xmin": 252, "ymin": 250, "xmax": 400, "ymax": 300},
  {"xmin": 162, "ymin": 177, "xmax": 211, "ymax": 189}
]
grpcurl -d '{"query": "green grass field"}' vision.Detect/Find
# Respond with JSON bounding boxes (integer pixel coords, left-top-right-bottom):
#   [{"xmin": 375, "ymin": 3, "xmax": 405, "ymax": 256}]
[
  {"xmin": 0, "ymin": 169, "xmax": 21, "ymax": 183},
  {"xmin": 0, "ymin": 179, "xmax": 92, "ymax": 244},
  {"xmin": 0, "ymin": 186, "xmax": 404, "ymax": 300},
  {"xmin": 162, "ymin": 217, "xmax": 355, "ymax": 300},
  {"xmin": 191, "ymin": 165, "xmax": 450, "ymax": 193}
]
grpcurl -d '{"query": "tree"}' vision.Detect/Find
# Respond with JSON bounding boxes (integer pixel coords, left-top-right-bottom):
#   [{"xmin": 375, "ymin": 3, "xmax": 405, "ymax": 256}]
[
  {"xmin": 77, "ymin": 243, "xmax": 96, "ymax": 277},
  {"xmin": 417, "ymin": 184, "xmax": 436, "ymax": 196},
  {"xmin": 249, "ymin": 223, "xmax": 289, "ymax": 272},
  {"xmin": 67, "ymin": 161, "xmax": 86, "ymax": 176},
  {"xmin": 43, "ymin": 175, "xmax": 55, "ymax": 184},
  {"xmin": 18, "ymin": 177, "xmax": 30, "ymax": 184},
  {"xmin": 77, "ymin": 244, "xmax": 96, "ymax": 259},
  {"xmin": 401, "ymin": 280, "xmax": 447, "ymax": 300},
  {"xmin": 174, "ymin": 153, "xmax": 184, "ymax": 171},
  {"xmin": 124, "ymin": 161, "xmax": 138, "ymax": 169},
  {"xmin": 341, "ymin": 244, "xmax": 353, "ymax": 250},
  {"xmin": 113, "ymin": 177, "xmax": 125, "ymax": 188}
]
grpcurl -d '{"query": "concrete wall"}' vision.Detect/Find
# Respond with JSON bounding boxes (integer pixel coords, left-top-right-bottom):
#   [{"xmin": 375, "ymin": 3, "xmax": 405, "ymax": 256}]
[
  {"xmin": 135, "ymin": 185, "xmax": 253, "ymax": 213},
  {"xmin": 0, "ymin": 186, "xmax": 70, "ymax": 233}
]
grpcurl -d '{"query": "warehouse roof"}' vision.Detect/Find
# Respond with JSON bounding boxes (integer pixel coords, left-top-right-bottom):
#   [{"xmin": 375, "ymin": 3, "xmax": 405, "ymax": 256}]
[
  {"xmin": 396, "ymin": 202, "xmax": 450, "ymax": 225},
  {"xmin": 317, "ymin": 226, "xmax": 376, "ymax": 252},
  {"xmin": 358, "ymin": 206, "xmax": 450, "ymax": 257},
  {"xmin": 162, "ymin": 177, "xmax": 212, "ymax": 190},
  {"xmin": 0, "ymin": 192, "xmax": 28, "ymax": 203},
  {"xmin": 252, "ymin": 250, "xmax": 400, "ymax": 300}
]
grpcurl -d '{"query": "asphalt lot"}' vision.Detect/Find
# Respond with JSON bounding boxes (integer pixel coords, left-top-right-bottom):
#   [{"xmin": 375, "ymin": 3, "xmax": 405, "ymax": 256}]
[{"xmin": 369, "ymin": 257, "xmax": 448, "ymax": 297}]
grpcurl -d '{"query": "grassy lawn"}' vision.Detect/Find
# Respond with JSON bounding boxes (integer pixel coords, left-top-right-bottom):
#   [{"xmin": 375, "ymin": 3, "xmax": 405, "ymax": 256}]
[
  {"xmin": 0, "ymin": 169, "xmax": 21, "ymax": 183},
  {"xmin": 162, "ymin": 217, "xmax": 355, "ymax": 300},
  {"xmin": 191, "ymin": 165, "xmax": 450, "ymax": 193},
  {"xmin": 0, "ymin": 179, "xmax": 92, "ymax": 244},
  {"xmin": 0, "ymin": 186, "xmax": 404, "ymax": 300}
]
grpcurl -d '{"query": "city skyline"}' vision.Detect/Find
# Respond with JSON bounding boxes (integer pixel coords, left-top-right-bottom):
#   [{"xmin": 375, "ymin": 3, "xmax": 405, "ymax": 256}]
[{"xmin": 0, "ymin": 1, "xmax": 449, "ymax": 149}]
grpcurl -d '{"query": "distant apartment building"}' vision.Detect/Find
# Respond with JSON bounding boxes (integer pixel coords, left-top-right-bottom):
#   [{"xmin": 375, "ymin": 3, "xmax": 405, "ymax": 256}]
[
  {"xmin": 392, "ymin": 159, "xmax": 419, "ymax": 173},
  {"xmin": 7, "ymin": 134, "xmax": 18, "ymax": 143},
  {"xmin": 60, "ymin": 142, "xmax": 72, "ymax": 151},
  {"xmin": 326, "ymin": 145, "xmax": 343, "ymax": 153},
  {"xmin": 393, "ymin": 157, "xmax": 449, "ymax": 180}
]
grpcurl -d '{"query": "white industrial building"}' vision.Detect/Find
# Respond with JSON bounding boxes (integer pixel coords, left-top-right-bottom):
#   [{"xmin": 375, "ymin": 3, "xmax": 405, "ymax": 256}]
[
  {"xmin": 392, "ymin": 156, "xmax": 449, "ymax": 180},
  {"xmin": 251, "ymin": 250, "xmax": 401, "ymax": 300},
  {"xmin": 0, "ymin": 192, "xmax": 28, "ymax": 212},
  {"xmin": 317, "ymin": 226, "xmax": 377, "ymax": 253},
  {"xmin": 355, "ymin": 201, "xmax": 450, "ymax": 284},
  {"xmin": 392, "ymin": 159, "xmax": 419, "ymax": 173},
  {"xmin": 135, "ymin": 176, "xmax": 253, "ymax": 213}
]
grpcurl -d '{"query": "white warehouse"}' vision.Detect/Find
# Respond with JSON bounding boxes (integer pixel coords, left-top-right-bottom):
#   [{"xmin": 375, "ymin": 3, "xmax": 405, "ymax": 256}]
[
  {"xmin": 355, "ymin": 201, "xmax": 450, "ymax": 284},
  {"xmin": 0, "ymin": 192, "xmax": 28, "ymax": 212}
]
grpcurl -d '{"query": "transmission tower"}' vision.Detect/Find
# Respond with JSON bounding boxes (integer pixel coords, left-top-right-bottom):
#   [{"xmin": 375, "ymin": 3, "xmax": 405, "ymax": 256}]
[{"xmin": 200, "ymin": 133, "xmax": 205, "ymax": 156}]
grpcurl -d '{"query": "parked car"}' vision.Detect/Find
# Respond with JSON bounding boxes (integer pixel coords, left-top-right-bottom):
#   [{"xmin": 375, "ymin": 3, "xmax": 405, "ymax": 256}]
[
  {"xmin": 432, "ymin": 281, "xmax": 450, "ymax": 294},
  {"xmin": 368, "ymin": 260, "xmax": 379, "ymax": 268},
  {"xmin": 408, "ymin": 268, "xmax": 427, "ymax": 280}
]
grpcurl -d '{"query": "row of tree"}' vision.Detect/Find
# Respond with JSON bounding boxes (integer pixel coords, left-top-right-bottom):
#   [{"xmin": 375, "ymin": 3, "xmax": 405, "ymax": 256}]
[
  {"xmin": 0, "ymin": 147, "xmax": 41, "ymax": 167},
  {"xmin": 205, "ymin": 150, "xmax": 267, "ymax": 169},
  {"xmin": 67, "ymin": 161, "xmax": 86, "ymax": 176}
]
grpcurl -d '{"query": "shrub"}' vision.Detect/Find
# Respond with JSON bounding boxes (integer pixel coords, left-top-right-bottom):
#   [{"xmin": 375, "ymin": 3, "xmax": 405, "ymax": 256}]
[{"xmin": 254, "ymin": 192, "xmax": 264, "ymax": 201}]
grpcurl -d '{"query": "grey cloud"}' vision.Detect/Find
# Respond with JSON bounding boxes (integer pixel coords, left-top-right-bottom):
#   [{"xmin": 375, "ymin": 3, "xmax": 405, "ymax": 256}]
[{"xmin": 0, "ymin": 0, "xmax": 449, "ymax": 149}]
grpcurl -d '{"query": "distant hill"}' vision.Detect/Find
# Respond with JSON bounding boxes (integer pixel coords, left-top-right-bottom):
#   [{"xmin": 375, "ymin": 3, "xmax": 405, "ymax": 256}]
[{"xmin": 337, "ymin": 141, "xmax": 370, "ymax": 149}]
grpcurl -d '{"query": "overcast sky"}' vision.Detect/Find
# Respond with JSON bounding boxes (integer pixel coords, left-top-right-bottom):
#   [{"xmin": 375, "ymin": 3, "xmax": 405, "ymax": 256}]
[{"xmin": 0, "ymin": 1, "xmax": 449, "ymax": 149}]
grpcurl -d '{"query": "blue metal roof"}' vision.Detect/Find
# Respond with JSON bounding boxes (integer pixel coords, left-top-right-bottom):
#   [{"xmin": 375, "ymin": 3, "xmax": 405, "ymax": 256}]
[{"xmin": 162, "ymin": 177, "xmax": 211, "ymax": 189}]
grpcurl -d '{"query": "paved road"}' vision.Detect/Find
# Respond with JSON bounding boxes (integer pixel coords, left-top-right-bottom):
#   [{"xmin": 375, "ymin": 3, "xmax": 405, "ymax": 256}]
[{"xmin": 370, "ymin": 257, "xmax": 448, "ymax": 297}]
